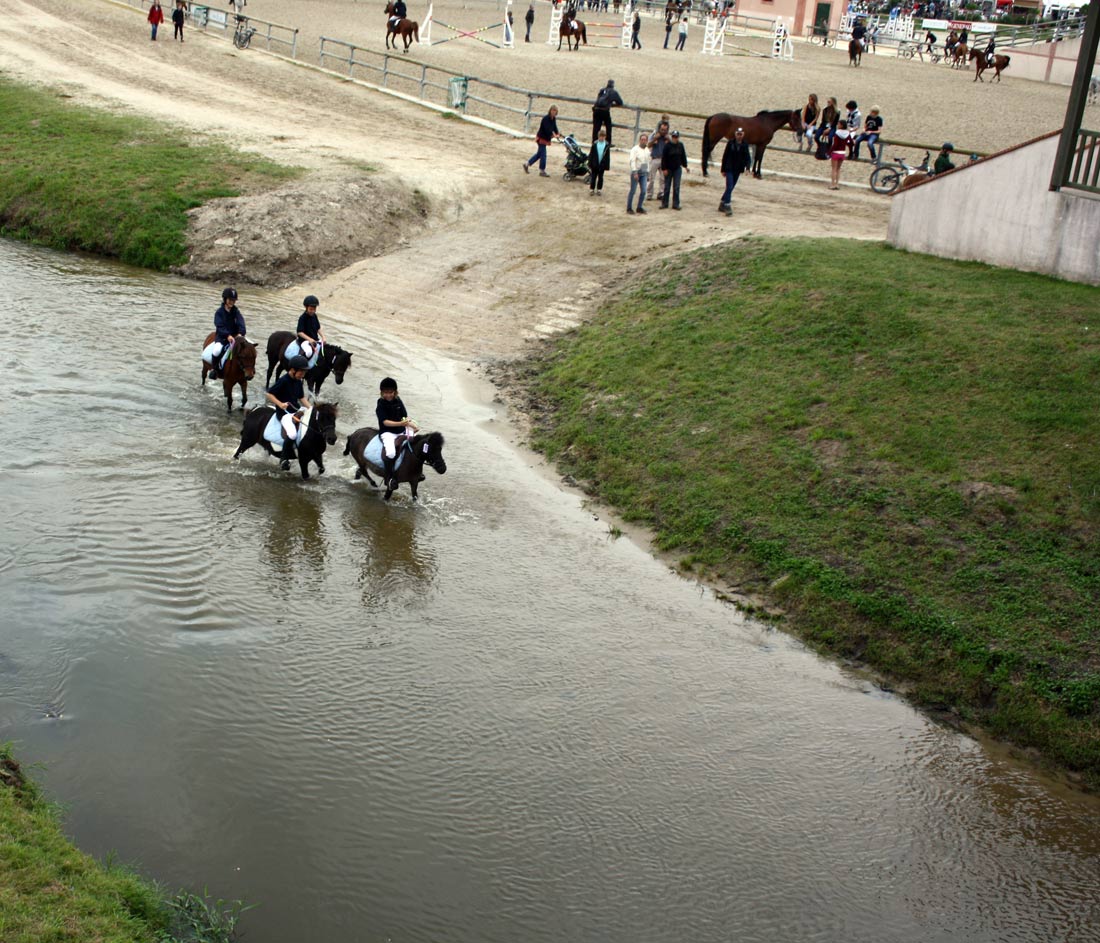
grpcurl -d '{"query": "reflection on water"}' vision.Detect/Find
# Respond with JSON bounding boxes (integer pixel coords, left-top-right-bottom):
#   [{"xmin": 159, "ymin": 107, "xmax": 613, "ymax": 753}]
[{"xmin": 0, "ymin": 238, "xmax": 1099, "ymax": 943}]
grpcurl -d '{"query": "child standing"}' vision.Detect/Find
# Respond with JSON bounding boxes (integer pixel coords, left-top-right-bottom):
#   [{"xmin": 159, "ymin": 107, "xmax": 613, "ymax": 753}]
[{"xmin": 172, "ymin": 1, "xmax": 185, "ymax": 42}]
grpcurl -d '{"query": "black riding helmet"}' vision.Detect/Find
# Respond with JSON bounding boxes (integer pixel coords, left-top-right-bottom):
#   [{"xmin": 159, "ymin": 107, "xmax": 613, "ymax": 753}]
[
  {"xmin": 288, "ymin": 355, "xmax": 310, "ymax": 371},
  {"xmin": 222, "ymin": 287, "xmax": 238, "ymax": 301},
  {"xmin": 942, "ymin": 142, "xmax": 955, "ymax": 151},
  {"xmin": 303, "ymin": 294, "xmax": 320, "ymax": 308}
]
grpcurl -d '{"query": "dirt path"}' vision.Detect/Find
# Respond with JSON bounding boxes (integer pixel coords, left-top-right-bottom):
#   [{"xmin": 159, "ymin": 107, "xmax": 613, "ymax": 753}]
[{"xmin": 1, "ymin": 0, "xmax": 894, "ymax": 359}]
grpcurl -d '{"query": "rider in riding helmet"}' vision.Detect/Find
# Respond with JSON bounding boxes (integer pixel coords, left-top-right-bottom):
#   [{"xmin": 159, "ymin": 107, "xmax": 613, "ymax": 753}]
[
  {"xmin": 389, "ymin": 0, "xmax": 406, "ymax": 27},
  {"xmin": 266, "ymin": 354, "xmax": 312, "ymax": 469},
  {"xmin": 851, "ymin": 18, "xmax": 867, "ymax": 49},
  {"xmin": 984, "ymin": 34, "xmax": 996, "ymax": 66},
  {"xmin": 376, "ymin": 377, "xmax": 419, "ymax": 487},
  {"xmin": 933, "ymin": 142, "xmax": 956, "ymax": 176},
  {"xmin": 204, "ymin": 287, "xmax": 246, "ymax": 380},
  {"xmin": 295, "ymin": 294, "xmax": 326, "ymax": 369}
]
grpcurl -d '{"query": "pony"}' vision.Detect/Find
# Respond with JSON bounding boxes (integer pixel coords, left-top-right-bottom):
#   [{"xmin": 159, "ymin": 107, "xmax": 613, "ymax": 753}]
[
  {"xmin": 202, "ymin": 333, "xmax": 257, "ymax": 415},
  {"xmin": 558, "ymin": 19, "xmax": 587, "ymax": 50},
  {"xmin": 234, "ymin": 402, "xmax": 339, "ymax": 480},
  {"xmin": 701, "ymin": 109, "xmax": 804, "ymax": 179},
  {"xmin": 344, "ymin": 426, "xmax": 447, "ymax": 502},
  {"xmin": 970, "ymin": 47, "xmax": 1010, "ymax": 83},
  {"xmin": 265, "ymin": 330, "xmax": 353, "ymax": 395},
  {"xmin": 384, "ymin": 2, "xmax": 419, "ymax": 52},
  {"xmin": 951, "ymin": 42, "xmax": 968, "ymax": 69},
  {"xmin": 848, "ymin": 37, "xmax": 862, "ymax": 66}
]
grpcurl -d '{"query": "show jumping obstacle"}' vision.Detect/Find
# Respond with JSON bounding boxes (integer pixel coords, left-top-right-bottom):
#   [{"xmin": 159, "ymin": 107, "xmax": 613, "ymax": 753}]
[{"xmin": 420, "ymin": 1, "xmax": 514, "ymax": 48}]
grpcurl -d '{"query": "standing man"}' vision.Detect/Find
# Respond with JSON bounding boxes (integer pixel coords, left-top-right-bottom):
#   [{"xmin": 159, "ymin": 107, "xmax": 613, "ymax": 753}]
[
  {"xmin": 647, "ymin": 118, "xmax": 670, "ymax": 200},
  {"xmin": 718, "ymin": 127, "xmax": 751, "ymax": 216},
  {"xmin": 631, "ymin": 11, "xmax": 641, "ymax": 49},
  {"xmin": 659, "ymin": 129, "xmax": 688, "ymax": 210},
  {"xmin": 592, "ymin": 79, "xmax": 623, "ymax": 146},
  {"xmin": 627, "ymin": 132, "xmax": 649, "ymax": 214},
  {"xmin": 523, "ymin": 104, "xmax": 563, "ymax": 176},
  {"xmin": 525, "ymin": 3, "xmax": 535, "ymax": 42}
]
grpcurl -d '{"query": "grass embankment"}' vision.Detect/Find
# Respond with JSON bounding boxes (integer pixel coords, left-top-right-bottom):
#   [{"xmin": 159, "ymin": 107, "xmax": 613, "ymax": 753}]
[
  {"xmin": 0, "ymin": 79, "xmax": 297, "ymax": 269},
  {"xmin": 520, "ymin": 238, "xmax": 1100, "ymax": 788},
  {"xmin": 0, "ymin": 746, "xmax": 246, "ymax": 942}
]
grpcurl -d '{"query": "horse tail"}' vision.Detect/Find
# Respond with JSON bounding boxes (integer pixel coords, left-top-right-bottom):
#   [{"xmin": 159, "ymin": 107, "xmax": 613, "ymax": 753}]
[
  {"xmin": 1002, "ymin": 54, "xmax": 1010, "ymax": 66},
  {"xmin": 581, "ymin": 24, "xmax": 587, "ymax": 44},
  {"xmin": 413, "ymin": 22, "xmax": 419, "ymax": 42},
  {"xmin": 701, "ymin": 116, "xmax": 712, "ymax": 177}
]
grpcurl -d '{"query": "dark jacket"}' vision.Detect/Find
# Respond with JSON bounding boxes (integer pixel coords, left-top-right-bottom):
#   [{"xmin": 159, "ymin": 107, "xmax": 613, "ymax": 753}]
[
  {"xmin": 588, "ymin": 140, "xmax": 611, "ymax": 172},
  {"xmin": 536, "ymin": 112, "xmax": 559, "ymax": 143},
  {"xmin": 376, "ymin": 396, "xmax": 409, "ymax": 434},
  {"xmin": 593, "ymin": 85, "xmax": 623, "ymax": 112},
  {"xmin": 525, "ymin": 7, "xmax": 534, "ymax": 24},
  {"xmin": 214, "ymin": 304, "xmax": 246, "ymax": 343},
  {"xmin": 268, "ymin": 373, "xmax": 305, "ymax": 417},
  {"xmin": 296, "ymin": 311, "xmax": 321, "ymax": 340},
  {"xmin": 720, "ymin": 139, "xmax": 752, "ymax": 176},
  {"xmin": 392, "ymin": 0, "xmax": 407, "ymax": 17},
  {"xmin": 661, "ymin": 141, "xmax": 688, "ymax": 172}
]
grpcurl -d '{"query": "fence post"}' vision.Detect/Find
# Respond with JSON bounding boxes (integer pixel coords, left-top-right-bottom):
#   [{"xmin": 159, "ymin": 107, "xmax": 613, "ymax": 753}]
[
  {"xmin": 291, "ymin": 28, "xmax": 298, "ymax": 58},
  {"xmin": 382, "ymin": 54, "xmax": 390, "ymax": 87},
  {"xmin": 525, "ymin": 93, "xmax": 534, "ymax": 134},
  {"xmin": 349, "ymin": 44, "xmax": 355, "ymax": 76},
  {"xmin": 631, "ymin": 106, "xmax": 641, "ymax": 143},
  {"xmin": 419, "ymin": 63, "xmax": 427, "ymax": 98}
]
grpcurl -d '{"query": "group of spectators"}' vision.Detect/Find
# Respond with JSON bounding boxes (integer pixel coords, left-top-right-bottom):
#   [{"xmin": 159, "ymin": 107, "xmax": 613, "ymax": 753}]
[{"xmin": 146, "ymin": 0, "xmax": 188, "ymax": 41}]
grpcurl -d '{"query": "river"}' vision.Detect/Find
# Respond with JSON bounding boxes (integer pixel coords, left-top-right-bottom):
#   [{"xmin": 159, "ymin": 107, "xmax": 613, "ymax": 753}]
[{"xmin": 0, "ymin": 238, "xmax": 1098, "ymax": 943}]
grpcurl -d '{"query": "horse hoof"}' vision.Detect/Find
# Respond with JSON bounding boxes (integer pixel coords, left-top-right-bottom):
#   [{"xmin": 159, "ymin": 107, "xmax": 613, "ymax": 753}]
[{"xmin": 317, "ymin": 466, "xmax": 325, "ymax": 475}]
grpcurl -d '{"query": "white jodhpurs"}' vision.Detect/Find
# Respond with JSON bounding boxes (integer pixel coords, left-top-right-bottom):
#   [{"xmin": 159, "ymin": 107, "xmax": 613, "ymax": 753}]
[
  {"xmin": 203, "ymin": 341, "xmax": 225, "ymax": 365},
  {"xmin": 380, "ymin": 431, "xmax": 401, "ymax": 458}
]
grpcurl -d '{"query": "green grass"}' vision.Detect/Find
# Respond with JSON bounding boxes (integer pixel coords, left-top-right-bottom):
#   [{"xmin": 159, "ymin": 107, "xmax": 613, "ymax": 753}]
[
  {"xmin": 0, "ymin": 79, "xmax": 298, "ymax": 269},
  {"xmin": 0, "ymin": 745, "xmax": 249, "ymax": 942},
  {"xmin": 520, "ymin": 237, "xmax": 1100, "ymax": 789}
]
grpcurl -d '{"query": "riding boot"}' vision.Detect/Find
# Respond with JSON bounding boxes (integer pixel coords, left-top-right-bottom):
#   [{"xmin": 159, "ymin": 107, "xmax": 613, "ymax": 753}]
[
  {"xmin": 280, "ymin": 440, "xmax": 296, "ymax": 471},
  {"xmin": 208, "ymin": 359, "xmax": 220, "ymax": 380},
  {"xmin": 382, "ymin": 454, "xmax": 397, "ymax": 487}
]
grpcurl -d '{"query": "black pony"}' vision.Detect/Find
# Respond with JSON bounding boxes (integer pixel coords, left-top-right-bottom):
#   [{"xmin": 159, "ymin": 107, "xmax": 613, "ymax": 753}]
[
  {"xmin": 344, "ymin": 427, "xmax": 446, "ymax": 501},
  {"xmin": 234, "ymin": 402, "xmax": 339, "ymax": 480},
  {"xmin": 265, "ymin": 330, "xmax": 353, "ymax": 395}
]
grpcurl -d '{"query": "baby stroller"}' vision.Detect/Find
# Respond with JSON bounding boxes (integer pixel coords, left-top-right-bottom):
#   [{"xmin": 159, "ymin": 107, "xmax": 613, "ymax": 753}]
[{"xmin": 561, "ymin": 134, "xmax": 591, "ymax": 183}]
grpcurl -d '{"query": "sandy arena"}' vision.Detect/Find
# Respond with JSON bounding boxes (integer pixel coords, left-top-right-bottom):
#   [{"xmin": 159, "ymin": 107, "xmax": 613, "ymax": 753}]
[{"xmin": 0, "ymin": 0, "xmax": 1079, "ymax": 359}]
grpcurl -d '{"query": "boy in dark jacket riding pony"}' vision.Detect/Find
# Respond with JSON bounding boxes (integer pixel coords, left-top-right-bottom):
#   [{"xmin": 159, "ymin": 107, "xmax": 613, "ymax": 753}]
[{"xmin": 376, "ymin": 377, "xmax": 420, "ymax": 487}]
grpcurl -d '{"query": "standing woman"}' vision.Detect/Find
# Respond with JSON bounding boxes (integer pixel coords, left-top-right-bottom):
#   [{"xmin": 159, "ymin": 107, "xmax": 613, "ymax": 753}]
[
  {"xmin": 588, "ymin": 128, "xmax": 611, "ymax": 196},
  {"xmin": 828, "ymin": 121, "xmax": 852, "ymax": 190},
  {"xmin": 148, "ymin": 0, "xmax": 165, "ymax": 40},
  {"xmin": 631, "ymin": 12, "xmax": 642, "ymax": 49},
  {"xmin": 675, "ymin": 16, "xmax": 689, "ymax": 51},
  {"xmin": 798, "ymin": 93, "xmax": 819, "ymax": 152}
]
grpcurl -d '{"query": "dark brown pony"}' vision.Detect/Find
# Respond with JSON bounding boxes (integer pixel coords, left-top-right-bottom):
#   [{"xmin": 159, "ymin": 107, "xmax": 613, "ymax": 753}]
[
  {"xmin": 951, "ymin": 41, "xmax": 968, "ymax": 69},
  {"xmin": 970, "ymin": 47, "xmax": 1010, "ymax": 83},
  {"xmin": 384, "ymin": 2, "xmax": 419, "ymax": 52},
  {"xmin": 265, "ymin": 330, "xmax": 353, "ymax": 395},
  {"xmin": 558, "ymin": 19, "xmax": 587, "ymax": 50},
  {"xmin": 344, "ymin": 426, "xmax": 447, "ymax": 502},
  {"xmin": 848, "ymin": 38, "xmax": 862, "ymax": 66},
  {"xmin": 701, "ymin": 109, "xmax": 804, "ymax": 178},
  {"xmin": 202, "ymin": 333, "xmax": 257, "ymax": 415}
]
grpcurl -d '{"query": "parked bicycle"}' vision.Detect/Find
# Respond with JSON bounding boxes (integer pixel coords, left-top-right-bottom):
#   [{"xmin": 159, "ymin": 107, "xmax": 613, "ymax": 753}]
[
  {"xmin": 869, "ymin": 151, "xmax": 931, "ymax": 194},
  {"xmin": 233, "ymin": 16, "xmax": 256, "ymax": 49},
  {"xmin": 808, "ymin": 29, "xmax": 835, "ymax": 47}
]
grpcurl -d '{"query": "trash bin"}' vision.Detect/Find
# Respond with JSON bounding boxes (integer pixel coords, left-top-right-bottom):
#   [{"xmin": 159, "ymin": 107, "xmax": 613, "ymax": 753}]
[{"xmin": 448, "ymin": 76, "xmax": 469, "ymax": 111}]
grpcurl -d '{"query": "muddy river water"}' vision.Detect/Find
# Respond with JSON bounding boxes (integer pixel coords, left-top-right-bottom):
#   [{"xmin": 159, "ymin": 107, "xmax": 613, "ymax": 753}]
[{"xmin": 0, "ymin": 239, "xmax": 1098, "ymax": 943}]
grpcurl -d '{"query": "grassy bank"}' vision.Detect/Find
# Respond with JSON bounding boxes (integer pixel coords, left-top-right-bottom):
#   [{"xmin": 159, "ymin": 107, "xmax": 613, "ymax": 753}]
[
  {"xmin": 515, "ymin": 237, "xmax": 1100, "ymax": 789},
  {"xmin": 0, "ymin": 79, "xmax": 297, "ymax": 269},
  {"xmin": 0, "ymin": 745, "xmax": 246, "ymax": 942}
]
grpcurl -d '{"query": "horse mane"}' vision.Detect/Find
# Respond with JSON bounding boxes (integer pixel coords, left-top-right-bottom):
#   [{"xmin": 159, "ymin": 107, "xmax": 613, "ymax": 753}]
[
  {"xmin": 414, "ymin": 431, "xmax": 445, "ymax": 449},
  {"xmin": 315, "ymin": 402, "xmax": 338, "ymax": 417},
  {"xmin": 755, "ymin": 109, "xmax": 794, "ymax": 118}
]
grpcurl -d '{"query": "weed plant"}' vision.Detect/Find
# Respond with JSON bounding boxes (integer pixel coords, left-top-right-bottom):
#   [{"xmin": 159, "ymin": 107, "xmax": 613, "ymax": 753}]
[
  {"xmin": 523, "ymin": 237, "xmax": 1100, "ymax": 787},
  {"xmin": 0, "ymin": 79, "xmax": 297, "ymax": 269}
]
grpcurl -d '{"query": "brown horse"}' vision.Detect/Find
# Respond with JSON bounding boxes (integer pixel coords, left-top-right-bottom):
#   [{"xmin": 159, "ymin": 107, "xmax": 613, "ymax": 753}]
[
  {"xmin": 970, "ymin": 47, "xmax": 1010, "ymax": 83},
  {"xmin": 951, "ymin": 42, "xmax": 968, "ymax": 69},
  {"xmin": 384, "ymin": 2, "xmax": 419, "ymax": 52},
  {"xmin": 558, "ymin": 19, "xmax": 587, "ymax": 50},
  {"xmin": 202, "ymin": 333, "xmax": 257, "ymax": 415},
  {"xmin": 701, "ymin": 109, "xmax": 804, "ymax": 178},
  {"xmin": 344, "ymin": 427, "xmax": 447, "ymax": 502},
  {"xmin": 848, "ymin": 38, "xmax": 862, "ymax": 66}
]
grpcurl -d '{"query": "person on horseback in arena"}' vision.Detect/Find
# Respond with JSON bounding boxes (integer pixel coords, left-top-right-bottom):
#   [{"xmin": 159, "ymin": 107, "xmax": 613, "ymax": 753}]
[
  {"xmin": 959, "ymin": 27, "xmax": 969, "ymax": 46},
  {"xmin": 933, "ymin": 142, "xmax": 956, "ymax": 176},
  {"xmin": 376, "ymin": 377, "xmax": 420, "ymax": 488},
  {"xmin": 945, "ymin": 29, "xmax": 958, "ymax": 57},
  {"xmin": 389, "ymin": 0, "xmax": 407, "ymax": 28},
  {"xmin": 266, "ymin": 354, "xmax": 312, "ymax": 468},
  {"xmin": 204, "ymin": 287, "xmax": 246, "ymax": 380},
  {"xmin": 984, "ymin": 35, "xmax": 996, "ymax": 66},
  {"xmin": 851, "ymin": 18, "xmax": 867, "ymax": 50},
  {"xmin": 294, "ymin": 294, "xmax": 326, "ymax": 368}
]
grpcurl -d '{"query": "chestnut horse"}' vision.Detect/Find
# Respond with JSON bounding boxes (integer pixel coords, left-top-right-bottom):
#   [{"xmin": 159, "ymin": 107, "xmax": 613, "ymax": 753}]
[
  {"xmin": 701, "ymin": 109, "xmax": 804, "ymax": 179},
  {"xmin": 970, "ymin": 47, "xmax": 1010, "ymax": 83},
  {"xmin": 951, "ymin": 41, "xmax": 968, "ymax": 69},
  {"xmin": 558, "ymin": 19, "xmax": 587, "ymax": 50},
  {"xmin": 384, "ymin": 2, "xmax": 419, "ymax": 52},
  {"xmin": 344, "ymin": 427, "xmax": 447, "ymax": 502},
  {"xmin": 201, "ymin": 333, "xmax": 257, "ymax": 415},
  {"xmin": 849, "ymin": 38, "xmax": 862, "ymax": 66}
]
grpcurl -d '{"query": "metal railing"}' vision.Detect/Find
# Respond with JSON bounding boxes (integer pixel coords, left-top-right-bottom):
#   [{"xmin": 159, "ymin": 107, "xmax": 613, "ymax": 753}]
[
  {"xmin": 1062, "ymin": 129, "xmax": 1100, "ymax": 194},
  {"xmin": 114, "ymin": 0, "xmax": 298, "ymax": 55}
]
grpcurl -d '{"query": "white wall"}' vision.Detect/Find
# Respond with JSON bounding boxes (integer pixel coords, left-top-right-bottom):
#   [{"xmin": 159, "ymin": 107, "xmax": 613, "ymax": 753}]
[
  {"xmin": 888, "ymin": 133, "xmax": 1100, "ymax": 286},
  {"xmin": 1004, "ymin": 35, "xmax": 1084, "ymax": 84}
]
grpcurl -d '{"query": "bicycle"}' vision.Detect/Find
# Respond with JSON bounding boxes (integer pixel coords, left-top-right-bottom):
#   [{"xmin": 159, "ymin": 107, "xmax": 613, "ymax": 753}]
[
  {"xmin": 808, "ymin": 30, "xmax": 834, "ymax": 47},
  {"xmin": 233, "ymin": 16, "xmax": 256, "ymax": 49},
  {"xmin": 869, "ymin": 151, "xmax": 930, "ymax": 195}
]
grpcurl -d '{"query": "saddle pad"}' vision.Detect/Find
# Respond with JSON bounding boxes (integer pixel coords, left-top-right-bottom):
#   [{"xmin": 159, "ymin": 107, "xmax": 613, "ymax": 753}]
[
  {"xmin": 262, "ymin": 409, "xmax": 307, "ymax": 446},
  {"xmin": 285, "ymin": 339, "xmax": 302, "ymax": 360},
  {"xmin": 363, "ymin": 435, "xmax": 407, "ymax": 471}
]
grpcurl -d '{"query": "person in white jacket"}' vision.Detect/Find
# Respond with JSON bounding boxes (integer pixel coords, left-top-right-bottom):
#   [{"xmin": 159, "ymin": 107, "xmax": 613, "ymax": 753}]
[{"xmin": 627, "ymin": 132, "xmax": 650, "ymax": 214}]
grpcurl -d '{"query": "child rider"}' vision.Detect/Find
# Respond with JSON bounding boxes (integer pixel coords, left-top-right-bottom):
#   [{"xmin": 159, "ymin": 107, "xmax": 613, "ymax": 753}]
[{"xmin": 375, "ymin": 377, "xmax": 420, "ymax": 487}]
